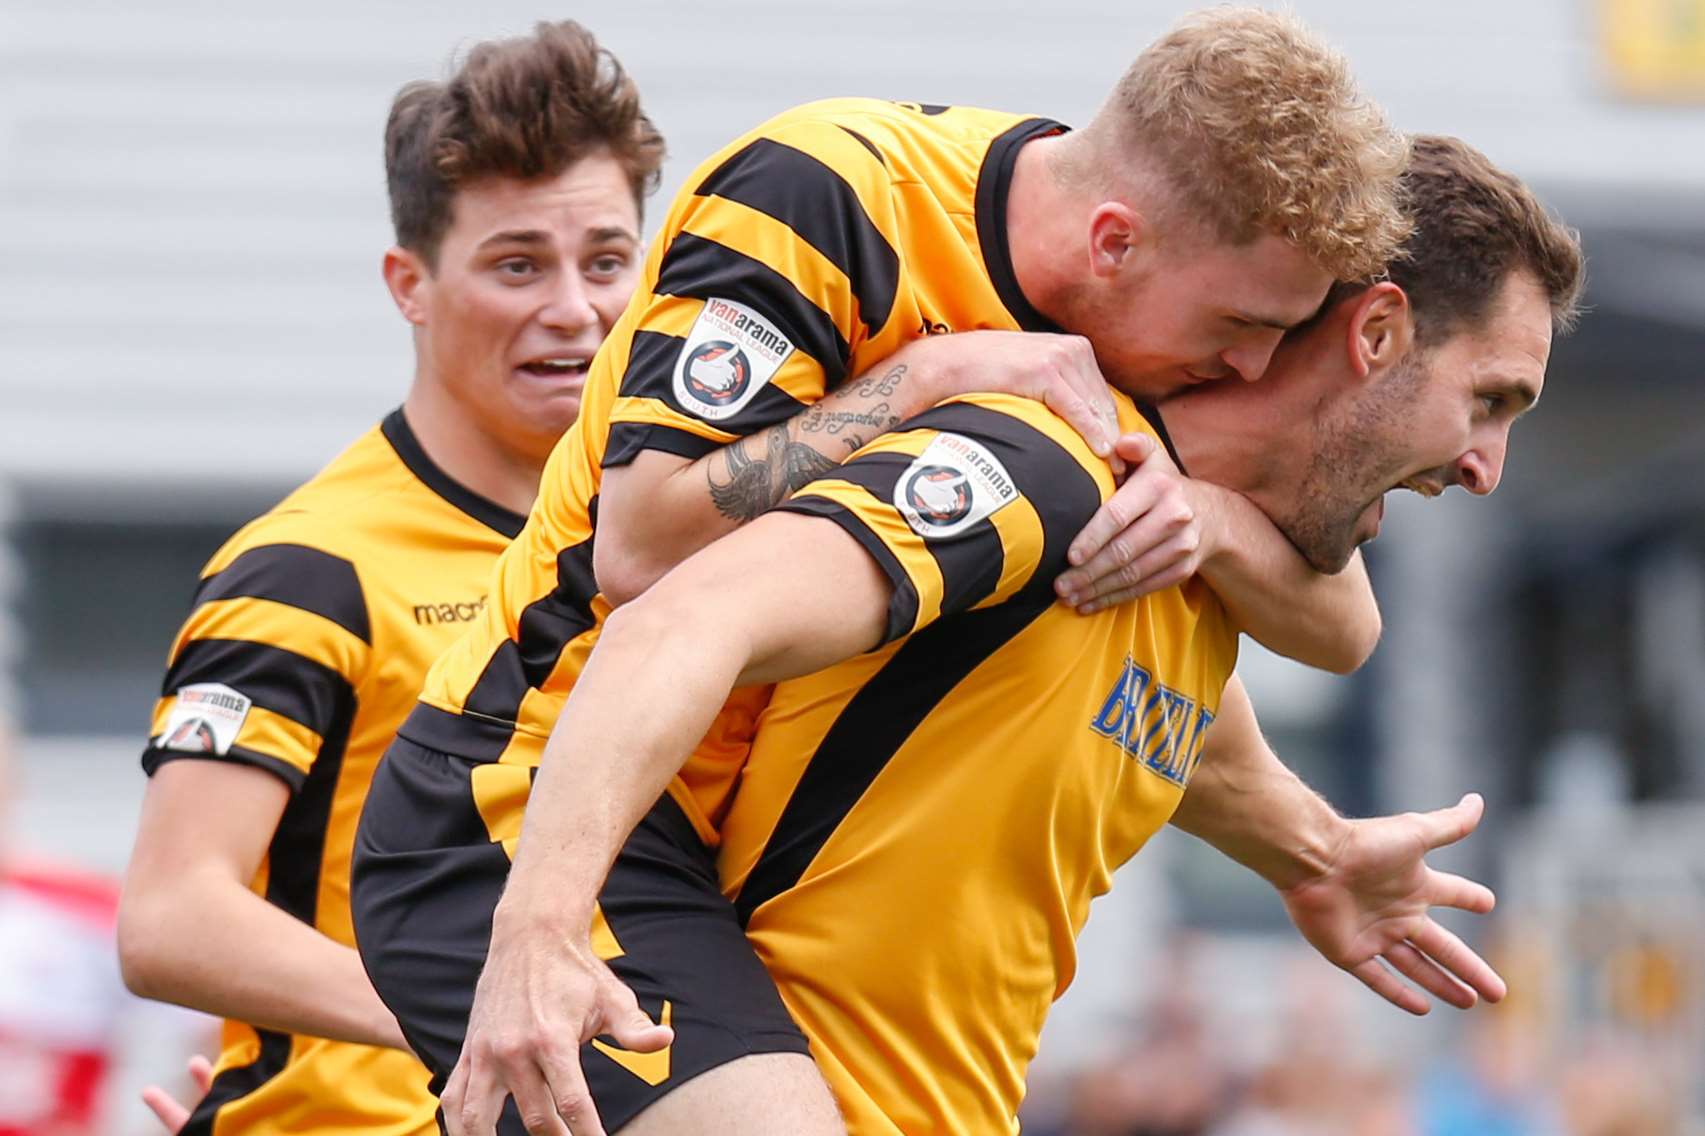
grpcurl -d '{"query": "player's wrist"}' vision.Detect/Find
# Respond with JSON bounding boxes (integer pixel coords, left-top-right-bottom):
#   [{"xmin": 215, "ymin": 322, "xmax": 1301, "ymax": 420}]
[
  {"xmin": 1265, "ymin": 806, "xmax": 1353, "ymax": 893},
  {"xmin": 1182, "ymin": 478, "xmax": 1233, "ymax": 570},
  {"xmin": 888, "ymin": 336, "xmax": 956, "ymax": 409},
  {"xmin": 492, "ymin": 878, "xmax": 596, "ymax": 941}
]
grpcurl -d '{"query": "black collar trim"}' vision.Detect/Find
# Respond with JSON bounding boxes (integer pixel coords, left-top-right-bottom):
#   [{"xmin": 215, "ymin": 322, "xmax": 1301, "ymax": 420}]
[
  {"xmin": 1135, "ymin": 403, "xmax": 1188, "ymax": 477},
  {"xmin": 975, "ymin": 117, "xmax": 1070, "ymax": 334},
  {"xmin": 380, "ymin": 408, "xmax": 528, "ymax": 539}
]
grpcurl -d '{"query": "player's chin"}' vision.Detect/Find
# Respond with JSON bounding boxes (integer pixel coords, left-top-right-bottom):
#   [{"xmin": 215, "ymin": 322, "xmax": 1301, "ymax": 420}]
[
  {"xmin": 508, "ymin": 377, "xmax": 583, "ymax": 428},
  {"xmin": 1352, "ymin": 496, "xmax": 1385, "ymax": 547}
]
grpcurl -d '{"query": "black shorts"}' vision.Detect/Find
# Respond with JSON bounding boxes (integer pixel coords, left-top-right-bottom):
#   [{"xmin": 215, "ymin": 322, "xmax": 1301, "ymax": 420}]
[{"xmin": 351, "ymin": 735, "xmax": 811, "ymax": 1134}]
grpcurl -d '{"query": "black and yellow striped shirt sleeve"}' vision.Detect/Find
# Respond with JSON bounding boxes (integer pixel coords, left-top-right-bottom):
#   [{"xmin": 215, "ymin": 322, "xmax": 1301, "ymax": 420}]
[
  {"xmin": 775, "ymin": 395, "xmax": 1110, "ymax": 644},
  {"xmin": 605, "ymin": 119, "xmax": 901, "ymax": 467},
  {"xmin": 142, "ymin": 542, "xmax": 369, "ymax": 791}
]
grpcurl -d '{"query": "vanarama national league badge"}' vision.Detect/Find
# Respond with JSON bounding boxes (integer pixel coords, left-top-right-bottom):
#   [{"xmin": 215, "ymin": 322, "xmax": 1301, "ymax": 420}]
[
  {"xmin": 157, "ymin": 682, "xmax": 253, "ymax": 756},
  {"xmin": 894, "ymin": 432, "xmax": 1020, "ymax": 539},
  {"xmin": 673, "ymin": 297, "xmax": 794, "ymax": 421}
]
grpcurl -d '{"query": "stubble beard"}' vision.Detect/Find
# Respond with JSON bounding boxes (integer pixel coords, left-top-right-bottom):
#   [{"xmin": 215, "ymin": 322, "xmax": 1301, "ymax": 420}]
[{"xmin": 1276, "ymin": 353, "xmax": 1428, "ymax": 574}]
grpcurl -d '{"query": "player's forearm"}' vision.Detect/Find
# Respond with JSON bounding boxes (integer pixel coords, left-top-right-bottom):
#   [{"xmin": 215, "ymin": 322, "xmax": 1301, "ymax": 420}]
[
  {"xmin": 599, "ymin": 345, "xmax": 943, "ymax": 605},
  {"xmin": 117, "ymin": 872, "xmax": 406, "ymax": 1049},
  {"xmin": 1169, "ymin": 677, "xmax": 1349, "ymax": 891},
  {"xmin": 493, "ymin": 596, "xmax": 751, "ymax": 934},
  {"xmin": 1194, "ymin": 484, "xmax": 1381, "ymax": 673}
]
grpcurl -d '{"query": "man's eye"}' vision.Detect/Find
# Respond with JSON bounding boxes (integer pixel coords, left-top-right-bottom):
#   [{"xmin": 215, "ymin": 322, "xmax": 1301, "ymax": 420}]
[
  {"xmin": 588, "ymin": 254, "xmax": 629, "ymax": 278},
  {"xmin": 497, "ymin": 259, "xmax": 537, "ymax": 277}
]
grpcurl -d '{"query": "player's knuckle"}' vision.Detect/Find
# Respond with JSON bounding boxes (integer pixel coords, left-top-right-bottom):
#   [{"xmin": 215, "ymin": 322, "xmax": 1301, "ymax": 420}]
[
  {"xmin": 532, "ymin": 1034, "xmax": 569, "ymax": 1064},
  {"xmin": 555, "ymin": 1090, "xmax": 590, "ymax": 1118},
  {"xmin": 490, "ymin": 1034, "xmax": 530, "ymax": 1064}
]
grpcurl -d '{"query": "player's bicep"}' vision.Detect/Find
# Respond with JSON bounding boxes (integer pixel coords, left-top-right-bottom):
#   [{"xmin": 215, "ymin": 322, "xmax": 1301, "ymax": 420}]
[
  {"xmin": 1198, "ymin": 674, "xmax": 1257, "ymax": 760},
  {"xmin": 129, "ymin": 759, "xmax": 291, "ymax": 889},
  {"xmin": 637, "ymin": 509, "xmax": 893, "ymax": 688},
  {"xmin": 743, "ymin": 513, "xmax": 893, "ymax": 684}
]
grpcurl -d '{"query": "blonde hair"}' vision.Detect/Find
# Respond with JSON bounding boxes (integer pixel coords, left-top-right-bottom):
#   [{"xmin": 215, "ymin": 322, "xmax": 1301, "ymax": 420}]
[{"xmin": 1091, "ymin": 6, "xmax": 1409, "ymax": 280}]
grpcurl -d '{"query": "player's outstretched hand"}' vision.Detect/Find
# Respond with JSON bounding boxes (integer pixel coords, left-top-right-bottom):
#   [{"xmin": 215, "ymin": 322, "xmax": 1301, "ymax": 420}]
[
  {"xmin": 441, "ymin": 923, "xmax": 672, "ymax": 1136},
  {"xmin": 141, "ymin": 1053, "xmax": 215, "ymax": 1133},
  {"xmin": 1279, "ymin": 793, "xmax": 1506, "ymax": 1015},
  {"xmin": 916, "ymin": 330, "xmax": 1121, "ymax": 459},
  {"xmin": 1056, "ymin": 432, "xmax": 1211, "ymax": 612}
]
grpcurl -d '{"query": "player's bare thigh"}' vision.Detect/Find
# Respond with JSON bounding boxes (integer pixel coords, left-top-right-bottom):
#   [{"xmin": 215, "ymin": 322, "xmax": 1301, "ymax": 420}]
[{"xmin": 616, "ymin": 1053, "xmax": 844, "ymax": 1136}]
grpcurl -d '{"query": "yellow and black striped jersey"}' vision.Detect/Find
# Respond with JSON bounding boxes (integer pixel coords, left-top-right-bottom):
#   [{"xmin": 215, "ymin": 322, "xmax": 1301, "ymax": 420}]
[
  {"xmin": 717, "ymin": 393, "xmax": 1240, "ymax": 1135},
  {"xmin": 406, "ymin": 98, "xmax": 1074, "ymax": 841},
  {"xmin": 142, "ymin": 410, "xmax": 524, "ymax": 1136}
]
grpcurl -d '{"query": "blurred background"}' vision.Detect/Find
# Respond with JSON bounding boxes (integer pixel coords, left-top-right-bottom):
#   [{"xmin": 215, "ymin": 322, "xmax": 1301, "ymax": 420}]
[{"xmin": 2, "ymin": 0, "xmax": 1703, "ymax": 1132}]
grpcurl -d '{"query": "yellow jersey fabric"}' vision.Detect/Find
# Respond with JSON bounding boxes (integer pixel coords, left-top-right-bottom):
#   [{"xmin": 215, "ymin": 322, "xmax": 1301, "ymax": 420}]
[
  {"xmin": 143, "ymin": 410, "xmax": 524, "ymax": 1136},
  {"xmin": 405, "ymin": 98, "xmax": 1073, "ymax": 842},
  {"xmin": 720, "ymin": 393, "xmax": 1241, "ymax": 1134}
]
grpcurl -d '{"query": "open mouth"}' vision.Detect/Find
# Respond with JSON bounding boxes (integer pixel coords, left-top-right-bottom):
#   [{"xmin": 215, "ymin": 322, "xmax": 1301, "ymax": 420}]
[
  {"xmin": 1394, "ymin": 476, "xmax": 1444, "ymax": 499},
  {"xmin": 517, "ymin": 356, "xmax": 591, "ymax": 380}
]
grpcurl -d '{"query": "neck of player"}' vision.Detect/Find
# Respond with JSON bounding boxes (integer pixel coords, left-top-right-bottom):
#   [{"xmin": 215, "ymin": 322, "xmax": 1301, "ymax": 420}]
[
  {"xmin": 1003, "ymin": 134, "xmax": 1086, "ymax": 329},
  {"xmin": 401, "ymin": 380, "xmax": 543, "ymax": 518}
]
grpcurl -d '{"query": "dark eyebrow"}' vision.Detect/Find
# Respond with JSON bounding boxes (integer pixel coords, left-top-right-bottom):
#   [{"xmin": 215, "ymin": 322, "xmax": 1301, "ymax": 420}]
[
  {"xmin": 476, "ymin": 229, "xmax": 550, "ymax": 251},
  {"xmin": 477, "ymin": 226, "xmax": 638, "ymax": 252}
]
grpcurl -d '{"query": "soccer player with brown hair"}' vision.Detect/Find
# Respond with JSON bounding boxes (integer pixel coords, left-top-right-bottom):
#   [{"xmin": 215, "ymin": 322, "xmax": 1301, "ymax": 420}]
[
  {"xmin": 430, "ymin": 133, "xmax": 1583, "ymax": 1135},
  {"xmin": 116, "ymin": 23, "xmax": 666, "ymax": 1135},
  {"xmin": 350, "ymin": 8, "xmax": 1427, "ymax": 1134}
]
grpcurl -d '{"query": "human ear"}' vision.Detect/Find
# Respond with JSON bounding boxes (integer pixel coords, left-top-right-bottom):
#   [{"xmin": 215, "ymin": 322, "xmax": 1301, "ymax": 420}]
[
  {"xmin": 382, "ymin": 246, "xmax": 431, "ymax": 326},
  {"xmin": 1345, "ymin": 281, "xmax": 1413, "ymax": 380},
  {"xmin": 1086, "ymin": 203, "xmax": 1146, "ymax": 279}
]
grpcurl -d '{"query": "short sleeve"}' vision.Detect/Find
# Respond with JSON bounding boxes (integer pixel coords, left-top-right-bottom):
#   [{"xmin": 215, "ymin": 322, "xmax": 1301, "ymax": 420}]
[
  {"xmin": 604, "ymin": 123, "xmax": 900, "ymax": 467},
  {"xmin": 141, "ymin": 543, "xmax": 370, "ymax": 791},
  {"xmin": 774, "ymin": 397, "xmax": 1110, "ymax": 644}
]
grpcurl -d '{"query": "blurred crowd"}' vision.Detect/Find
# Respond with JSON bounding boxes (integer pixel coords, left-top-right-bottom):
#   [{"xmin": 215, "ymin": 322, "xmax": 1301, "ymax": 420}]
[{"xmin": 1022, "ymin": 937, "xmax": 1696, "ymax": 1136}]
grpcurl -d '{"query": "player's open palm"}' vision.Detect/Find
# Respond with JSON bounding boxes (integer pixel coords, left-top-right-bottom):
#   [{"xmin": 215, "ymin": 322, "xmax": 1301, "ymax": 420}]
[
  {"xmin": 1278, "ymin": 792, "xmax": 1507, "ymax": 1016},
  {"xmin": 442, "ymin": 925, "xmax": 672, "ymax": 1136}
]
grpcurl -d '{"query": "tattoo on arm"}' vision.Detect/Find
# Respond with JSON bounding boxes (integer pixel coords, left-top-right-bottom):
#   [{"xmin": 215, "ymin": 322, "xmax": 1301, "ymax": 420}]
[
  {"xmin": 848, "ymin": 362, "xmax": 906, "ymax": 399},
  {"xmin": 705, "ymin": 362, "xmax": 911, "ymax": 522},
  {"xmin": 707, "ymin": 427, "xmax": 782, "ymax": 522},
  {"xmin": 708, "ymin": 425, "xmax": 837, "ymax": 522}
]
